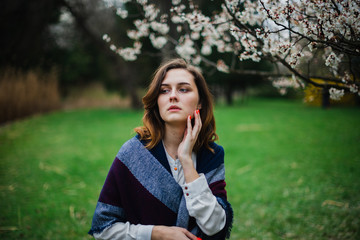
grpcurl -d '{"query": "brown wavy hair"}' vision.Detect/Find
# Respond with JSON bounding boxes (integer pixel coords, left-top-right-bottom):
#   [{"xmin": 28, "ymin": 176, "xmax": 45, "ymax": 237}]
[{"xmin": 135, "ymin": 58, "xmax": 218, "ymax": 153}]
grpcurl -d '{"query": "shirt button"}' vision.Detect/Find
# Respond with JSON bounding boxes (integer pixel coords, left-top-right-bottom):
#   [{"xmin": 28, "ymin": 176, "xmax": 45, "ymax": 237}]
[
  {"xmin": 174, "ymin": 167, "xmax": 177, "ymax": 171},
  {"xmin": 184, "ymin": 186, "xmax": 188, "ymax": 190},
  {"xmin": 186, "ymin": 193, "xmax": 189, "ymax": 196}
]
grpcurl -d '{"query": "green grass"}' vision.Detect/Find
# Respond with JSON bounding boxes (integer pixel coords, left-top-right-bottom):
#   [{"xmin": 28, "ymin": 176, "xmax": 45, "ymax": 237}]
[{"xmin": 1, "ymin": 99, "xmax": 359, "ymax": 239}]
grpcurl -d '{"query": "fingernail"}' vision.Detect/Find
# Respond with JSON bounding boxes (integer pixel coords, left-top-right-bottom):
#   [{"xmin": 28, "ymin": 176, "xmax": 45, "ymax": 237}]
[
  {"xmin": 197, "ymin": 110, "xmax": 200, "ymax": 114},
  {"xmin": 189, "ymin": 115, "xmax": 191, "ymax": 120},
  {"xmin": 197, "ymin": 238, "xmax": 202, "ymax": 240}
]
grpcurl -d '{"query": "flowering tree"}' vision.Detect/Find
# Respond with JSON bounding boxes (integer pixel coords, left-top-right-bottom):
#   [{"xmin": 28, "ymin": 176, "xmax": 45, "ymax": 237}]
[{"xmin": 102, "ymin": 0, "xmax": 360, "ymax": 101}]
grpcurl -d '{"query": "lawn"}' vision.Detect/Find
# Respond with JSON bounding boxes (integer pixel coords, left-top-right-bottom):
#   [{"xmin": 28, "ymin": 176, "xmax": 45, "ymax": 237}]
[{"xmin": 0, "ymin": 98, "xmax": 359, "ymax": 239}]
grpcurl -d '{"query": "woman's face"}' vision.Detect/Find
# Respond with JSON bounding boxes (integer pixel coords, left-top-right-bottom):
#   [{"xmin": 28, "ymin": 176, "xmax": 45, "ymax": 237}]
[{"xmin": 157, "ymin": 68, "xmax": 200, "ymax": 126}]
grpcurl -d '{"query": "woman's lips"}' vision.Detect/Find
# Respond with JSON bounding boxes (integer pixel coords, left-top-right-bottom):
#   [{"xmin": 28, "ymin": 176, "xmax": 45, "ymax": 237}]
[{"xmin": 168, "ymin": 105, "xmax": 181, "ymax": 111}]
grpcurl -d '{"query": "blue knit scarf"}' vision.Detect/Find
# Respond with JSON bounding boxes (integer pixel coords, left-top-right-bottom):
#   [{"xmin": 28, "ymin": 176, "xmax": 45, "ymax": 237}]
[{"xmin": 89, "ymin": 136, "xmax": 233, "ymax": 239}]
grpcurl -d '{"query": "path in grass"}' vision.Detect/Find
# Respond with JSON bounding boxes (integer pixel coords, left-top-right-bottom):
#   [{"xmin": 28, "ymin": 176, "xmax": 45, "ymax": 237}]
[{"xmin": 0, "ymin": 99, "xmax": 359, "ymax": 239}]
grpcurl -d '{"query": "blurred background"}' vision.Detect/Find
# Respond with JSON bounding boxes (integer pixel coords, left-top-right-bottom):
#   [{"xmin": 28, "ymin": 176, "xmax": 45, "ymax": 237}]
[
  {"xmin": 2, "ymin": 0, "xmax": 358, "ymax": 124},
  {"xmin": 0, "ymin": 0, "xmax": 359, "ymax": 239}
]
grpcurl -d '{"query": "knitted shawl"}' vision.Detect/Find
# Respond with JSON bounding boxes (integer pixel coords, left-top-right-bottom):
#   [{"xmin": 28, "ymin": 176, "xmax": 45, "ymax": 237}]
[{"xmin": 89, "ymin": 136, "xmax": 233, "ymax": 239}]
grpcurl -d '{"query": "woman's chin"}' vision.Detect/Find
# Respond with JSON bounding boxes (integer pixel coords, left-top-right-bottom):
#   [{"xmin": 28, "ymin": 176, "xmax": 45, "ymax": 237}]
[{"xmin": 164, "ymin": 117, "xmax": 187, "ymax": 126}]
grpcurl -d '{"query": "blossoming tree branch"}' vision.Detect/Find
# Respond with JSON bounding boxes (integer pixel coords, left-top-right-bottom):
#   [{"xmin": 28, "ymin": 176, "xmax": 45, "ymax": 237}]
[{"xmin": 102, "ymin": 0, "xmax": 360, "ymax": 100}]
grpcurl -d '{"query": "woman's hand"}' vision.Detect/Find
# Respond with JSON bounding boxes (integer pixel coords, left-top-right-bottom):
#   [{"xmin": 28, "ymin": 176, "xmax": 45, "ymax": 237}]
[
  {"xmin": 151, "ymin": 226, "xmax": 198, "ymax": 240},
  {"xmin": 177, "ymin": 109, "xmax": 202, "ymax": 183},
  {"xmin": 178, "ymin": 109, "xmax": 202, "ymax": 163}
]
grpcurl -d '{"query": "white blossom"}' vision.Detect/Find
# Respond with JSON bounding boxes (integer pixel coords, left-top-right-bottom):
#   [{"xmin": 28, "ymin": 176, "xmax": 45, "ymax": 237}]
[
  {"xmin": 192, "ymin": 55, "xmax": 202, "ymax": 65},
  {"xmin": 143, "ymin": 4, "xmax": 159, "ymax": 21},
  {"xmin": 127, "ymin": 30, "xmax": 140, "ymax": 40},
  {"xmin": 134, "ymin": 19, "xmax": 150, "ymax": 37},
  {"xmin": 117, "ymin": 42, "xmax": 142, "ymax": 61},
  {"xmin": 329, "ymin": 88, "xmax": 345, "ymax": 100},
  {"xmin": 325, "ymin": 52, "xmax": 341, "ymax": 67},
  {"xmin": 102, "ymin": 0, "xmax": 359, "ymax": 95},
  {"xmin": 279, "ymin": 88, "xmax": 287, "ymax": 95},
  {"xmin": 171, "ymin": 15, "xmax": 183, "ymax": 24},
  {"xmin": 201, "ymin": 44, "xmax": 212, "ymax": 56},
  {"xmin": 175, "ymin": 37, "xmax": 196, "ymax": 60},
  {"xmin": 137, "ymin": 0, "xmax": 148, "ymax": 5},
  {"xmin": 102, "ymin": 34, "xmax": 111, "ymax": 43},
  {"xmin": 216, "ymin": 59, "xmax": 229, "ymax": 73},
  {"xmin": 349, "ymin": 84, "xmax": 358, "ymax": 94},
  {"xmin": 172, "ymin": 0, "xmax": 181, "ymax": 5},
  {"xmin": 190, "ymin": 31, "xmax": 200, "ymax": 40},
  {"xmin": 216, "ymin": 40, "xmax": 226, "ymax": 53},
  {"xmin": 272, "ymin": 77, "xmax": 301, "ymax": 90},
  {"xmin": 118, "ymin": 48, "xmax": 137, "ymax": 61},
  {"xmin": 110, "ymin": 44, "xmax": 117, "ymax": 51},
  {"xmin": 342, "ymin": 72, "xmax": 352, "ymax": 83},
  {"xmin": 149, "ymin": 34, "xmax": 167, "ymax": 49},
  {"xmin": 116, "ymin": 8, "xmax": 128, "ymax": 19},
  {"xmin": 150, "ymin": 21, "xmax": 169, "ymax": 35}
]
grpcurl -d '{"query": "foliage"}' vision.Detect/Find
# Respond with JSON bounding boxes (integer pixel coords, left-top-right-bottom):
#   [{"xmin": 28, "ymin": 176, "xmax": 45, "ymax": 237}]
[
  {"xmin": 102, "ymin": 0, "xmax": 360, "ymax": 100},
  {"xmin": 0, "ymin": 0, "xmax": 112, "ymax": 88},
  {"xmin": 56, "ymin": 40, "xmax": 115, "ymax": 91},
  {"xmin": 0, "ymin": 0, "xmax": 63, "ymax": 69},
  {"xmin": 62, "ymin": 82, "xmax": 131, "ymax": 109},
  {"xmin": 304, "ymin": 78, "xmax": 358, "ymax": 107},
  {"xmin": 0, "ymin": 68, "xmax": 61, "ymax": 124},
  {"xmin": 58, "ymin": 0, "xmax": 162, "ymax": 107},
  {"xmin": 0, "ymin": 99, "xmax": 359, "ymax": 239}
]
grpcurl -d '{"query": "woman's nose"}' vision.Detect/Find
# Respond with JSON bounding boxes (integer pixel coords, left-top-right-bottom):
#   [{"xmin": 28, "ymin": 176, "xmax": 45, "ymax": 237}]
[{"xmin": 169, "ymin": 89, "xmax": 178, "ymax": 101}]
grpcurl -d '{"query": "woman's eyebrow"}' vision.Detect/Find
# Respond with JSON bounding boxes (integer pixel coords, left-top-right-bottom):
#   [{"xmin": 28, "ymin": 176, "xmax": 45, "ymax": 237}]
[
  {"xmin": 178, "ymin": 82, "xmax": 191, "ymax": 86},
  {"xmin": 161, "ymin": 82, "xmax": 191, "ymax": 86}
]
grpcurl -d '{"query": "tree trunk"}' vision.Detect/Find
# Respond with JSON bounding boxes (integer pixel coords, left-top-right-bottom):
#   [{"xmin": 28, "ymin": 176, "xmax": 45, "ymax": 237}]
[
  {"xmin": 225, "ymin": 83, "xmax": 234, "ymax": 105},
  {"xmin": 62, "ymin": 0, "xmax": 141, "ymax": 109},
  {"xmin": 322, "ymin": 87, "xmax": 330, "ymax": 109}
]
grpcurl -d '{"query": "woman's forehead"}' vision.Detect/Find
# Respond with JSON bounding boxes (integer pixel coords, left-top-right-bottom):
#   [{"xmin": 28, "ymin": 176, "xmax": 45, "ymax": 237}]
[{"xmin": 162, "ymin": 68, "xmax": 195, "ymax": 84}]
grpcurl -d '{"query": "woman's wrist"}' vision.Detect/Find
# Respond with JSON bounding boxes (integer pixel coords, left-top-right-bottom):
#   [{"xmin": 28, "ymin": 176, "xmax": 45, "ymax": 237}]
[
  {"xmin": 183, "ymin": 166, "xmax": 199, "ymax": 183},
  {"xmin": 151, "ymin": 226, "xmax": 160, "ymax": 240},
  {"xmin": 179, "ymin": 155, "xmax": 193, "ymax": 166},
  {"xmin": 178, "ymin": 154, "xmax": 199, "ymax": 183}
]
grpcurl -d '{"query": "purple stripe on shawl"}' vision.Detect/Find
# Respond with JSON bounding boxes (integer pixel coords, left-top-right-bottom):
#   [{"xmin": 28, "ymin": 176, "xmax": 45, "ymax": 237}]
[
  {"xmin": 99, "ymin": 157, "xmax": 177, "ymax": 225},
  {"xmin": 209, "ymin": 180, "xmax": 228, "ymax": 200},
  {"xmin": 98, "ymin": 158, "xmax": 122, "ymax": 207}
]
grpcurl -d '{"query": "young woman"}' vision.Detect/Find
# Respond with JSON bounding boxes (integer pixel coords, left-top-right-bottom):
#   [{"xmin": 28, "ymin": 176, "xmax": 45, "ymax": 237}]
[{"xmin": 89, "ymin": 58, "xmax": 233, "ymax": 240}]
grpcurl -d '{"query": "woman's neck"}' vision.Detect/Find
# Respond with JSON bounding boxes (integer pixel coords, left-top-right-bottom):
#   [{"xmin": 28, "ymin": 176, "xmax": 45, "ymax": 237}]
[{"xmin": 163, "ymin": 123, "xmax": 186, "ymax": 159}]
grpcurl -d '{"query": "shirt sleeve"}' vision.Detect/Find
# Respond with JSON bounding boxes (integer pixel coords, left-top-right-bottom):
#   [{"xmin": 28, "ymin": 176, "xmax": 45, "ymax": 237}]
[
  {"xmin": 93, "ymin": 222, "xmax": 153, "ymax": 240},
  {"xmin": 181, "ymin": 173, "xmax": 226, "ymax": 236}
]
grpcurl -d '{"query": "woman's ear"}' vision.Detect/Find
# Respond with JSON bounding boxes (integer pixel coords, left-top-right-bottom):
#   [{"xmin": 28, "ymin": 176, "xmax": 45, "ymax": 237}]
[{"xmin": 197, "ymin": 103, "xmax": 202, "ymax": 110}]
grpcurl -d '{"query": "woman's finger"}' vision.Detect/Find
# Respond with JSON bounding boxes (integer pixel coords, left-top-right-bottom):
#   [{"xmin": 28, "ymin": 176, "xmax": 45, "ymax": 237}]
[
  {"xmin": 173, "ymin": 226, "xmax": 198, "ymax": 240},
  {"xmin": 187, "ymin": 114, "xmax": 192, "ymax": 137},
  {"xmin": 192, "ymin": 109, "xmax": 202, "ymax": 137},
  {"xmin": 180, "ymin": 228, "xmax": 198, "ymax": 240}
]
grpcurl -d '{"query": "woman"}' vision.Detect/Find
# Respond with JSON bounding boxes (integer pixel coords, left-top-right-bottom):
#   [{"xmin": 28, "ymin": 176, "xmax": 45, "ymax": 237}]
[{"xmin": 89, "ymin": 58, "xmax": 233, "ymax": 240}]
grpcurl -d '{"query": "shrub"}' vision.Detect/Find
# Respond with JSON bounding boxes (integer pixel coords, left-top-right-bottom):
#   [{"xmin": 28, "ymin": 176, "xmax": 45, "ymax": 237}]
[{"xmin": 0, "ymin": 68, "xmax": 61, "ymax": 123}]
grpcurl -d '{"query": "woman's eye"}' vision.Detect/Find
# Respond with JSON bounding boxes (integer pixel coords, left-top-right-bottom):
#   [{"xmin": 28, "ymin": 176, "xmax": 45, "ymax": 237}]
[
  {"xmin": 179, "ymin": 88, "xmax": 188, "ymax": 93},
  {"xmin": 160, "ymin": 89, "xmax": 170, "ymax": 94}
]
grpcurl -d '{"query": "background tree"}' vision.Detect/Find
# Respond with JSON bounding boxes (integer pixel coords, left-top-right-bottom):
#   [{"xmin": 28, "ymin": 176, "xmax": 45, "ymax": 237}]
[
  {"xmin": 0, "ymin": 0, "xmax": 160, "ymax": 109},
  {"xmin": 56, "ymin": 0, "xmax": 163, "ymax": 108},
  {"xmin": 102, "ymin": 0, "xmax": 360, "ymax": 101},
  {"xmin": 0, "ymin": 0, "xmax": 63, "ymax": 69}
]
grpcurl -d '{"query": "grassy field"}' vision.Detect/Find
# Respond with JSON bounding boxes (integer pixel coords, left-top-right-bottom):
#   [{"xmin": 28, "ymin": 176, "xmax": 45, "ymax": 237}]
[{"xmin": 0, "ymin": 98, "xmax": 359, "ymax": 239}]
